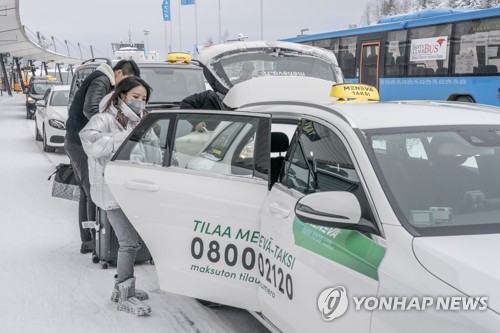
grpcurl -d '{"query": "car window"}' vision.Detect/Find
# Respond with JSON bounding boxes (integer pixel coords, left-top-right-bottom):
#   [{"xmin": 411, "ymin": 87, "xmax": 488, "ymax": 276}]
[
  {"xmin": 114, "ymin": 118, "xmax": 170, "ymax": 166},
  {"xmin": 50, "ymin": 91, "xmax": 70, "ymax": 106},
  {"xmin": 281, "ymin": 119, "xmax": 378, "ymax": 230},
  {"xmin": 173, "ymin": 113, "xmax": 266, "ymax": 178},
  {"xmin": 282, "ymin": 120, "xmax": 358, "ymax": 194}
]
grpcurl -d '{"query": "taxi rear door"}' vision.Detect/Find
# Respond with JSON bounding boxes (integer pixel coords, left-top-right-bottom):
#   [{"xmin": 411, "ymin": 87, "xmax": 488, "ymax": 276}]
[{"xmin": 106, "ymin": 110, "xmax": 271, "ymax": 311}]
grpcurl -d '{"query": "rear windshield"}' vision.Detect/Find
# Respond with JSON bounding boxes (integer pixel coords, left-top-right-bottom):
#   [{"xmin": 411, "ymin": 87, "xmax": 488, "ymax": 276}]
[
  {"xmin": 213, "ymin": 50, "xmax": 339, "ymax": 87},
  {"xmin": 30, "ymin": 83, "xmax": 57, "ymax": 95},
  {"xmin": 140, "ymin": 67, "xmax": 207, "ymax": 104}
]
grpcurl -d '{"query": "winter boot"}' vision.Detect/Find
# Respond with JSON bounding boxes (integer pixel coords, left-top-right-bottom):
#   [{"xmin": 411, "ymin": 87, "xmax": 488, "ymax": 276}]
[
  {"xmin": 111, "ymin": 275, "xmax": 149, "ymax": 302},
  {"xmin": 116, "ymin": 277, "xmax": 151, "ymax": 316},
  {"xmin": 80, "ymin": 240, "xmax": 94, "ymax": 254}
]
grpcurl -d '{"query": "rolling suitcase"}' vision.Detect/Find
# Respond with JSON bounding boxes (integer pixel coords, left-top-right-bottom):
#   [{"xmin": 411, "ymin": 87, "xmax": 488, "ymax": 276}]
[{"xmin": 94, "ymin": 208, "xmax": 154, "ymax": 269}]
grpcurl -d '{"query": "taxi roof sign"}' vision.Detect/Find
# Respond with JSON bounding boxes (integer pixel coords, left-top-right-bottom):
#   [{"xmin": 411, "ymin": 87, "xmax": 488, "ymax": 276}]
[
  {"xmin": 167, "ymin": 52, "xmax": 192, "ymax": 63},
  {"xmin": 330, "ymin": 84, "xmax": 380, "ymax": 102}
]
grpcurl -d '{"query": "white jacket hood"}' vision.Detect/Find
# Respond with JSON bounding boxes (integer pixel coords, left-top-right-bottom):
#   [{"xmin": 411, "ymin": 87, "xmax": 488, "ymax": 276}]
[{"xmin": 96, "ymin": 63, "xmax": 116, "ymax": 86}]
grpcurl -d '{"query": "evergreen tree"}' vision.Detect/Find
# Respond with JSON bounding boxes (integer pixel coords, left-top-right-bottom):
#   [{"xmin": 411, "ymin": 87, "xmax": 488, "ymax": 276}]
[{"xmin": 361, "ymin": 0, "xmax": 500, "ymax": 26}]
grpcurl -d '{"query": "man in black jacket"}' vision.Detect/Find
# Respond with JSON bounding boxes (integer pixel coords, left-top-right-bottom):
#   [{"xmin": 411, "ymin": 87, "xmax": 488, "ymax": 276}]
[
  {"xmin": 65, "ymin": 60, "xmax": 140, "ymax": 254},
  {"xmin": 180, "ymin": 90, "xmax": 227, "ymax": 131}
]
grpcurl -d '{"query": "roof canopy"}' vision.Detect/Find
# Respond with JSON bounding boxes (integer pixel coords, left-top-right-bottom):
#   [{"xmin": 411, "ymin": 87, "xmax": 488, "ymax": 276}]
[{"xmin": 0, "ymin": 0, "xmax": 82, "ymax": 64}]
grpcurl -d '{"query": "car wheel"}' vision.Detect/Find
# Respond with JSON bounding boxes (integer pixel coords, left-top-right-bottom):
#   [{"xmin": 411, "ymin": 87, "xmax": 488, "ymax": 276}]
[
  {"xmin": 43, "ymin": 127, "xmax": 56, "ymax": 153},
  {"xmin": 26, "ymin": 110, "xmax": 32, "ymax": 119},
  {"xmin": 35, "ymin": 119, "xmax": 42, "ymax": 141},
  {"xmin": 455, "ymin": 96, "xmax": 475, "ymax": 103}
]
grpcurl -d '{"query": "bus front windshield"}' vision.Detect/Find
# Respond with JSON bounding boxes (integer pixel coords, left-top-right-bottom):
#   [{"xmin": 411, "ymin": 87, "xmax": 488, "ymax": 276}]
[{"xmin": 368, "ymin": 126, "xmax": 500, "ymax": 236}]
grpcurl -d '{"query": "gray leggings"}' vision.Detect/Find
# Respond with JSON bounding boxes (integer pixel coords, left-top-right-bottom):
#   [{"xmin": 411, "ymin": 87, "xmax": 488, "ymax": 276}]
[{"xmin": 106, "ymin": 208, "xmax": 142, "ymax": 283}]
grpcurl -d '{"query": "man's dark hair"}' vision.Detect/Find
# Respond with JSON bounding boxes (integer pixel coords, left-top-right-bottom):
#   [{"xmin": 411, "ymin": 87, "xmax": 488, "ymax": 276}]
[{"xmin": 113, "ymin": 59, "xmax": 141, "ymax": 77}]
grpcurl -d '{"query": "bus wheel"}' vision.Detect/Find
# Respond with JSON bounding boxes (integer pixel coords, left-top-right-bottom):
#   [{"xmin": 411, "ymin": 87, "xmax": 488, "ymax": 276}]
[{"xmin": 455, "ymin": 96, "xmax": 475, "ymax": 103}]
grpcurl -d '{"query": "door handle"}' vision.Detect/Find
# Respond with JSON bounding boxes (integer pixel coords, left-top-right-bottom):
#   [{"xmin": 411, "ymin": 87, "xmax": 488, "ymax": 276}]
[
  {"xmin": 268, "ymin": 202, "xmax": 290, "ymax": 218},
  {"xmin": 124, "ymin": 180, "xmax": 160, "ymax": 192}
]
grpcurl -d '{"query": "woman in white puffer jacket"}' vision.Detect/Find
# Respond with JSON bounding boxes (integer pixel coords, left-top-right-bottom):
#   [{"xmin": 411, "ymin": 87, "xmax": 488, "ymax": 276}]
[{"xmin": 80, "ymin": 76, "xmax": 157, "ymax": 316}]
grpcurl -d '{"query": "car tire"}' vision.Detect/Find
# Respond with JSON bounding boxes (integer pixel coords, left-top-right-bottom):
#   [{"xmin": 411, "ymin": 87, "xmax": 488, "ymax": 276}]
[
  {"xmin": 35, "ymin": 119, "xmax": 43, "ymax": 141},
  {"xmin": 26, "ymin": 110, "xmax": 32, "ymax": 119},
  {"xmin": 43, "ymin": 127, "xmax": 56, "ymax": 153},
  {"xmin": 455, "ymin": 96, "xmax": 475, "ymax": 103}
]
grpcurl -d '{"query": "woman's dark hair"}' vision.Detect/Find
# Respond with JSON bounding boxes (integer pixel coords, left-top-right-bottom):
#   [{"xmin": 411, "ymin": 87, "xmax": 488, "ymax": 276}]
[
  {"xmin": 104, "ymin": 76, "xmax": 152, "ymax": 111},
  {"xmin": 113, "ymin": 59, "xmax": 141, "ymax": 77}
]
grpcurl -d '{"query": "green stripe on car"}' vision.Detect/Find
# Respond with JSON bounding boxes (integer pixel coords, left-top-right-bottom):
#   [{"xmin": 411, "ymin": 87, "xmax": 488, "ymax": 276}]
[{"xmin": 293, "ymin": 217, "xmax": 386, "ymax": 280}]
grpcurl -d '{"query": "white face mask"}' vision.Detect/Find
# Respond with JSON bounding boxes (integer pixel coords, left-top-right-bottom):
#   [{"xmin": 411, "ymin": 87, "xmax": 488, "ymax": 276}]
[{"xmin": 126, "ymin": 99, "xmax": 145, "ymax": 115}]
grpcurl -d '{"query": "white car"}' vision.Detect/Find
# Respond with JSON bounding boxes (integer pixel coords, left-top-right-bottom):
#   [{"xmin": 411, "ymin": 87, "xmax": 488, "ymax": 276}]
[
  {"xmin": 106, "ymin": 42, "xmax": 500, "ymax": 332},
  {"xmin": 34, "ymin": 85, "xmax": 70, "ymax": 152}
]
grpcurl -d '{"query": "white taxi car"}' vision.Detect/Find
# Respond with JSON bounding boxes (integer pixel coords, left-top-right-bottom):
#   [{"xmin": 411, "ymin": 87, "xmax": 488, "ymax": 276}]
[
  {"xmin": 105, "ymin": 42, "xmax": 499, "ymax": 332},
  {"xmin": 34, "ymin": 84, "xmax": 70, "ymax": 152}
]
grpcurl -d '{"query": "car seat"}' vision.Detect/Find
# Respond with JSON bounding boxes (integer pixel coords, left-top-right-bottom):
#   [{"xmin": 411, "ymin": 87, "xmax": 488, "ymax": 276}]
[{"xmin": 270, "ymin": 132, "xmax": 289, "ymax": 186}]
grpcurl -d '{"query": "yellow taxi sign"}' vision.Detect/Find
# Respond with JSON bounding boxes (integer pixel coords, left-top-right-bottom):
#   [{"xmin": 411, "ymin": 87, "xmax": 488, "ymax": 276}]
[
  {"xmin": 330, "ymin": 83, "xmax": 380, "ymax": 101},
  {"xmin": 167, "ymin": 52, "xmax": 192, "ymax": 63},
  {"xmin": 46, "ymin": 75, "xmax": 58, "ymax": 81}
]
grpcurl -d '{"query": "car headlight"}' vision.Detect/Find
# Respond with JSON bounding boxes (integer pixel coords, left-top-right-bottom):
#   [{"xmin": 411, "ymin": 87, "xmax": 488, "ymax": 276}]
[
  {"xmin": 48, "ymin": 119, "xmax": 66, "ymax": 130},
  {"xmin": 27, "ymin": 97, "xmax": 36, "ymax": 103}
]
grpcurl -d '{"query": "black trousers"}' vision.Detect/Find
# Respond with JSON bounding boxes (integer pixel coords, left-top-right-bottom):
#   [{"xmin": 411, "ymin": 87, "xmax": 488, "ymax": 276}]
[{"xmin": 64, "ymin": 140, "xmax": 96, "ymax": 242}]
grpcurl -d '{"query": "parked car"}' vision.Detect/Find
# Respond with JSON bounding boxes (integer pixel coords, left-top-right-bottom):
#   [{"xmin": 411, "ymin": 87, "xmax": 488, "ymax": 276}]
[
  {"xmin": 102, "ymin": 41, "xmax": 500, "ymax": 332},
  {"xmin": 34, "ymin": 85, "xmax": 70, "ymax": 152},
  {"xmin": 105, "ymin": 87, "xmax": 500, "ymax": 333},
  {"xmin": 25, "ymin": 75, "xmax": 61, "ymax": 119},
  {"xmin": 68, "ymin": 55, "xmax": 207, "ymax": 111}
]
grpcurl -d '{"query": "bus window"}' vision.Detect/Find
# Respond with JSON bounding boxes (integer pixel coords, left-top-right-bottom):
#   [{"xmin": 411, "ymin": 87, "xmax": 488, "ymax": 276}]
[
  {"xmin": 360, "ymin": 42, "xmax": 380, "ymax": 88},
  {"xmin": 384, "ymin": 30, "xmax": 407, "ymax": 77},
  {"xmin": 313, "ymin": 38, "xmax": 340, "ymax": 59},
  {"xmin": 339, "ymin": 36, "xmax": 357, "ymax": 78},
  {"xmin": 408, "ymin": 24, "xmax": 452, "ymax": 77},
  {"xmin": 452, "ymin": 17, "xmax": 500, "ymax": 75}
]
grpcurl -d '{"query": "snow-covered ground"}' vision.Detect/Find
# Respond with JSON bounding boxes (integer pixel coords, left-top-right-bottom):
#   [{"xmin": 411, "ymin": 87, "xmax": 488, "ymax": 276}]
[{"xmin": 0, "ymin": 94, "xmax": 269, "ymax": 333}]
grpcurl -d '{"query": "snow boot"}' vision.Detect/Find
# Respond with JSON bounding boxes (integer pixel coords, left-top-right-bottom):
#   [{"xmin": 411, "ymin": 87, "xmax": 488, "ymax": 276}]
[
  {"xmin": 111, "ymin": 275, "xmax": 149, "ymax": 302},
  {"xmin": 116, "ymin": 277, "xmax": 151, "ymax": 316},
  {"xmin": 80, "ymin": 240, "xmax": 94, "ymax": 254}
]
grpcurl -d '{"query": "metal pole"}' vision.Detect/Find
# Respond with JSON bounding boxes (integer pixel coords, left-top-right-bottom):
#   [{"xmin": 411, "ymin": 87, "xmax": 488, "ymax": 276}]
[
  {"xmin": 164, "ymin": 22, "xmax": 169, "ymax": 56},
  {"xmin": 260, "ymin": 0, "xmax": 264, "ymax": 40},
  {"xmin": 170, "ymin": 22, "xmax": 173, "ymax": 52},
  {"xmin": 29, "ymin": 60, "xmax": 36, "ymax": 77},
  {"xmin": 65, "ymin": 40, "xmax": 70, "ymax": 57},
  {"xmin": 218, "ymin": 0, "xmax": 222, "ymax": 43},
  {"xmin": 143, "ymin": 30, "xmax": 150, "ymax": 54},
  {"xmin": 77, "ymin": 43, "xmax": 83, "ymax": 59},
  {"xmin": 90, "ymin": 45, "xmax": 95, "ymax": 58},
  {"xmin": 0, "ymin": 54, "xmax": 12, "ymax": 96},
  {"xmin": 194, "ymin": 2, "xmax": 198, "ymax": 47},
  {"xmin": 178, "ymin": 1, "xmax": 182, "ymax": 51},
  {"xmin": 15, "ymin": 57, "xmax": 26, "ymax": 92},
  {"xmin": 51, "ymin": 36, "xmax": 57, "ymax": 53},
  {"xmin": 56, "ymin": 63, "xmax": 64, "ymax": 84},
  {"xmin": 43, "ymin": 62, "xmax": 48, "ymax": 76}
]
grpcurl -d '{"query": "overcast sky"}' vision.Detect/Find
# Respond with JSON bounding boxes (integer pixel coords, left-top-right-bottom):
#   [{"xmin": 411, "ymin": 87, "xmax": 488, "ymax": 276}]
[{"xmin": 19, "ymin": 0, "xmax": 372, "ymax": 60}]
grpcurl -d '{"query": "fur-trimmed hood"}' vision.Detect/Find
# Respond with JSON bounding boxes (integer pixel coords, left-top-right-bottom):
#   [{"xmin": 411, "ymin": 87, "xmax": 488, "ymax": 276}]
[{"xmin": 96, "ymin": 63, "xmax": 116, "ymax": 86}]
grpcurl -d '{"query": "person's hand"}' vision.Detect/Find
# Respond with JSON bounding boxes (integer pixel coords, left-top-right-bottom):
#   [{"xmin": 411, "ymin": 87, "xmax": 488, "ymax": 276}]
[{"xmin": 195, "ymin": 121, "xmax": 207, "ymax": 132}]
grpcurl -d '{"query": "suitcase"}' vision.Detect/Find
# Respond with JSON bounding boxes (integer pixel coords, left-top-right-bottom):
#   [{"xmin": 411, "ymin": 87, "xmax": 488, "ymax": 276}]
[{"xmin": 94, "ymin": 208, "xmax": 154, "ymax": 269}]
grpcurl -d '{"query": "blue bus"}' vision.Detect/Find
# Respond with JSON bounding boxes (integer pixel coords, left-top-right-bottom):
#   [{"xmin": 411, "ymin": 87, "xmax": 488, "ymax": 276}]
[{"xmin": 283, "ymin": 7, "xmax": 500, "ymax": 105}]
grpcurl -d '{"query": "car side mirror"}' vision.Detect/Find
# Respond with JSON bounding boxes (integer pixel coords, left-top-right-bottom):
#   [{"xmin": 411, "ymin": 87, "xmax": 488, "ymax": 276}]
[
  {"xmin": 295, "ymin": 191, "xmax": 361, "ymax": 227},
  {"xmin": 295, "ymin": 191, "xmax": 380, "ymax": 234},
  {"xmin": 35, "ymin": 100, "xmax": 46, "ymax": 107}
]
